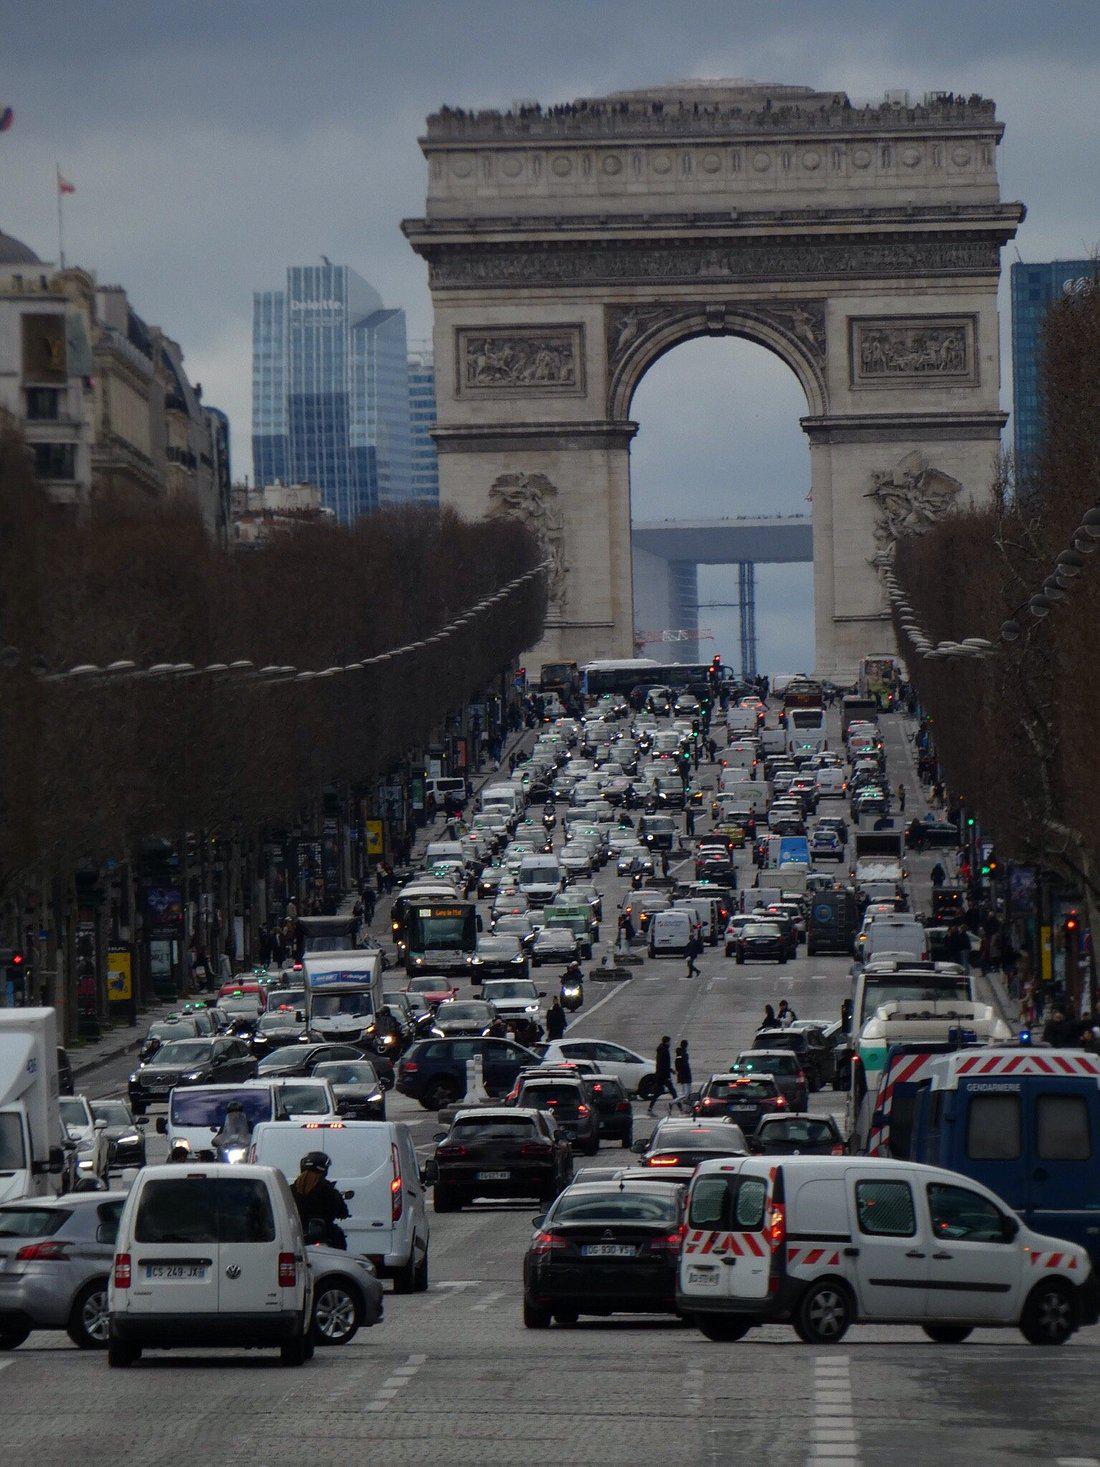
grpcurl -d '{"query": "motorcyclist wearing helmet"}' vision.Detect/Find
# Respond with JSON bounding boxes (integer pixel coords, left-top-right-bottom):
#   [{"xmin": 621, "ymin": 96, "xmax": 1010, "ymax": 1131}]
[
  {"xmin": 211, "ymin": 1100, "xmax": 252, "ymax": 1158},
  {"xmin": 291, "ymin": 1151, "xmax": 349, "ymax": 1251}
]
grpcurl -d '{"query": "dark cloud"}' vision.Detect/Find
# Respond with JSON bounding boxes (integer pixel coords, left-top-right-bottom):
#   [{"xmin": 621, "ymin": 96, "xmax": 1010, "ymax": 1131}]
[{"xmin": 2, "ymin": 0, "xmax": 1096, "ymax": 670}]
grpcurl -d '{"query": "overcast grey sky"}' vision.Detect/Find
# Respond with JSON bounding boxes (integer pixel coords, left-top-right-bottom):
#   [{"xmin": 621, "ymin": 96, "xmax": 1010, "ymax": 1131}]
[{"xmin": 2, "ymin": 0, "xmax": 1097, "ymax": 671}]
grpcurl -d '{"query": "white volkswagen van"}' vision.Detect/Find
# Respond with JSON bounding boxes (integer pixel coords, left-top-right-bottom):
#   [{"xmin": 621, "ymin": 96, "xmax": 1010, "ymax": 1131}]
[
  {"xmin": 678, "ymin": 1155, "xmax": 1098, "ymax": 1346},
  {"xmin": 107, "ymin": 1163, "xmax": 313, "ymax": 1367}
]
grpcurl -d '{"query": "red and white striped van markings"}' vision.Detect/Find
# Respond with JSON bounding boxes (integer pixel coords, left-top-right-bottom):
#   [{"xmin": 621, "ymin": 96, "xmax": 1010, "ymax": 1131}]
[
  {"xmin": 954, "ymin": 1051, "xmax": 1100, "ymax": 1078},
  {"xmin": 1028, "ymin": 1248, "xmax": 1080, "ymax": 1270},
  {"xmin": 684, "ymin": 1229, "xmax": 766, "ymax": 1257},
  {"xmin": 787, "ymin": 1245, "xmax": 841, "ymax": 1268},
  {"xmin": 868, "ymin": 1051, "xmax": 940, "ymax": 1155}
]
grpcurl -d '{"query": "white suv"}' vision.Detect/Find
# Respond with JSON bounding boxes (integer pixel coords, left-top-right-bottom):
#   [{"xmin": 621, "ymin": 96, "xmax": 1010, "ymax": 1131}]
[{"xmin": 108, "ymin": 1163, "xmax": 313, "ymax": 1367}]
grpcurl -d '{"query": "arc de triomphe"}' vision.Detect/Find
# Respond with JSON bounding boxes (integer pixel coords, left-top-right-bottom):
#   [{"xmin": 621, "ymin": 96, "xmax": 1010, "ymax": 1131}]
[{"xmin": 403, "ymin": 82, "xmax": 1023, "ymax": 676}]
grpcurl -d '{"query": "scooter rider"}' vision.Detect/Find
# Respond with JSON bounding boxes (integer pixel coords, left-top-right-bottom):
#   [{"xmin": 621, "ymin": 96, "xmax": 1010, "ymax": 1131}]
[
  {"xmin": 211, "ymin": 1100, "xmax": 253, "ymax": 1159},
  {"xmin": 560, "ymin": 960, "xmax": 584, "ymax": 1011},
  {"xmin": 291, "ymin": 1151, "xmax": 349, "ymax": 1251}
]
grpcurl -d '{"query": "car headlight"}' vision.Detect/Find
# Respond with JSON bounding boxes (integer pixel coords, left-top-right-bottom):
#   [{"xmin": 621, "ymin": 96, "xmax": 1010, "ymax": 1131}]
[
  {"xmin": 414, "ymin": 957, "xmax": 424, "ymax": 966},
  {"xmin": 183, "ymin": 1070, "xmax": 207, "ymax": 1081},
  {"xmin": 223, "ymin": 1146, "xmax": 248, "ymax": 1164},
  {"xmin": 431, "ymin": 1026, "xmax": 444, "ymax": 1037},
  {"xmin": 119, "ymin": 1132, "xmax": 140, "ymax": 1147},
  {"xmin": 525, "ymin": 1003, "xmax": 540, "ymax": 1015},
  {"xmin": 128, "ymin": 1073, "xmax": 139, "ymax": 1084},
  {"xmin": 471, "ymin": 956, "xmax": 482, "ymax": 965}
]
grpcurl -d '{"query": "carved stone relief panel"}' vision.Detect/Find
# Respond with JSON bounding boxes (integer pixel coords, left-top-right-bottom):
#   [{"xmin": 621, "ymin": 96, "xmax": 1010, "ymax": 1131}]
[
  {"xmin": 865, "ymin": 450, "xmax": 963, "ymax": 555},
  {"xmin": 606, "ymin": 299, "xmax": 826, "ymax": 376},
  {"xmin": 456, "ymin": 325, "xmax": 585, "ymax": 396},
  {"xmin": 487, "ymin": 473, "xmax": 567, "ymax": 609},
  {"xmin": 850, "ymin": 315, "xmax": 977, "ymax": 387}
]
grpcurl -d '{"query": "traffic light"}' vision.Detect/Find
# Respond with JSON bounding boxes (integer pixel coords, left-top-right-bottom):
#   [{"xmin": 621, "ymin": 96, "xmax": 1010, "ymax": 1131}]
[
  {"xmin": 1064, "ymin": 910, "xmax": 1081, "ymax": 940},
  {"xmin": 980, "ymin": 851, "xmax": 1000, "ymax": 879},
  {"xmin": 966, "ymin": 815, "xmax": 976, "ymax": 829}
]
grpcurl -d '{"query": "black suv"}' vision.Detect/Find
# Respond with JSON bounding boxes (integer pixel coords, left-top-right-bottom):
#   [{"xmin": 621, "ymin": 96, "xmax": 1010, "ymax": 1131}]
[
  {"xmin": 128, "ymin": 1036, "xmax": 256, "ymax": 1113},
  {"xmin": 515, "ymin": 1076, "xmax": 601, "ymax": 1155},
  {"xmin": 583, "ymin": 1073, "xmax": 634, "ymax": 1147},
  {"xmin": 431, "ymin": 1106, "xmax": 573, "ymax": 1211},
  {"xmin": 396, "ymin": 1036, "xmax": 540, "ymax": 1110}
]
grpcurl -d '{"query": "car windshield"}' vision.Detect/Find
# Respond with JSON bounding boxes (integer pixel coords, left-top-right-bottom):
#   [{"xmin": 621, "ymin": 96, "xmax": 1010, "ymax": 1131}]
[
  {"xmin": 59, "ymin": 1099, "xmax": 89, "ymax": 1126},
  {"xmin": 150, "ymin": 1041, "xmax": 212, "ymax": 1065},
  {"xmin": 484, "ymin": 981, "xmax": 537, "ymax": 1000},
  {"xmin": 550, "ymin": 1189, "xmax": 678, "ymax": 1223},
  {"xmin": 743, "ymin": 924, "xmax": 781, "ymax": 938},
  {"xmin": 148, "ymin": 1020, "xmax": 197, "ymax": 1041},
  {"xmin": 536, "ymin": 931, "xmax": 571, "ymax": 947},
  {"xmin": 478, "ymin": 939, "xmax": 518, "ymax": 956},
  {"xmin": 451, "ymin": 1118, "xmax": 539, "ymax": 1141},
  {"xmin": 170, "ymin": 1091, "xmax": 272, "ymax": 1127},
  {"xmin": 0, "ymin": 1204, "xmax": 66, "ymax": 1236},
  {"xmin": 91, "ymin": 1101, "xmax": 131, "ymax": 1126},
  {"xmin": 310, "ymin": 993, "xmax": 373, "ymax": 1018},
  {"xmin": 710, "ymin": 1080, "xmax": 772, "ymax": 1100},
  {"xmin": 520, "ymin": 1084, "xmax": 582, "ymax": 1107},
  {"xmin": 740, "ymin": 1053, "xmax": 798, "ymax": 1075},
  {"xmin": 408, "ymin": 978, "xmax": 444, "ymax": 993},
  {"xmin": 266, "ymin": 991, "xmax": 304, "ymax": 1011},
  {"xmin": 439, "ymin": 1003, "xmax": 491, "ymax": 1021},
  {"xmin": 760, "ymin": 1119, "xmax": 836, "ymax": 1144},
  {"xmin": 259, "ymin": 1011, "xmax": 301, "ymax": 1032},
  {"xmin": 276, "ymin": 1084, "xmax": 330, "ymax": 1114},
  {"xmin": 314, "ymin": 1062, "xmax": 379, "ymax": 1086},
  {"xmin": 217, "ymin": 996, "xmax": 260, "ymax": 1014},
  {"xmin": 0, "ymin": 1116, "xmax": 28, "ymax": 1172}
]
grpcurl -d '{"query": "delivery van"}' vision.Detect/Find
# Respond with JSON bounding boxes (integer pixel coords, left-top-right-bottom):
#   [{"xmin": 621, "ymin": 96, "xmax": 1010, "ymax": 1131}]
[
  {"xmin": 911, "ymin": 1047, "xmax": 1100, "ymax": 1266},
  {"xmin": 251, "ymin": 1118, "xmax": 429, "ymax": 1289},
  {"xmin": 678, "ymin": 1154, "xmax": 1099, "ymax": 1346},
  {"xmin": 648, "ymin": 908, "xmax": 696, "ymax": 958},
  {"xmin": 0, "ymin": 1009, "xmax": 66, "ymax": 1202}
]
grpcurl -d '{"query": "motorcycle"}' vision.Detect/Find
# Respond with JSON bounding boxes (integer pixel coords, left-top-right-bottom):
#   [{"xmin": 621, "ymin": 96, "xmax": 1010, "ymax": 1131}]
[
  {"xmin": 560, "ymin": 972, "xmax": 584, "ymax": 1012},
  {"xmin": 542, "ymin": 807, "xmax": 557, "ymax": 830}
]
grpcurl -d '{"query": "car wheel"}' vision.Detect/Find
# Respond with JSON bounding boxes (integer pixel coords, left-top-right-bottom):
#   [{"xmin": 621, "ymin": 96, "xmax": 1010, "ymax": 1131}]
[
  {"xmin": 622, "ymin": 1130, "xmax": 634, "ymax": 1150},
  {"xmin": 553, "ymin": 1309, "xmax": 579, "ymax": 1326},
  {"xmin": 107, "ymin": 1339, "xmax": 140, "ymax": 1368},
  {"xmin": 523, "ymin": 1298, "xmax": 552, "ymax": 1329},
  {"xmin": 0, "ymin": 1325, "xmax": 30, "ymax": 1351},
  {"xmin": 1020, "ymin": 1278, "xmax": 1077, "ymax": 1345},
  {"xmin": 735, "ymin": 953, "xmax": 745, "ymax": 965},
  {"xmin": 724, "ymin": 945, "xmax": 733, "ymax": 958},
  {"xmin": 392, "ymin": 1252, "xmax": 418, "ymax": 1295},
  {"xmin": 698, "ymin": 1315, "xmax": 751, "ymax": 1342},
  {"xmin": 923, "ymin": 1325, "xmax": 972, "ymax": 1345},
  {"xmin": 313, "ymin": 1281, "xmax": 362, "ymax": 1346},
  {"xmin": 794, "ymin": 1280, "xmax": 852, "ymax": 1345},
  {"xmin": 585, "ymin": 1136, "xmax": 600, "ymax": 1156},
  {"xmin": 67, "ymin": 1278, "xmax": 111, "ymax": 1349},
  {"xmin": 280, "ymin": 1332, "xmax": 310, "ymax": 1366},
  {"xmin": 426, "ymin": 1079, "xmax": 459, "ymax": 1111}
]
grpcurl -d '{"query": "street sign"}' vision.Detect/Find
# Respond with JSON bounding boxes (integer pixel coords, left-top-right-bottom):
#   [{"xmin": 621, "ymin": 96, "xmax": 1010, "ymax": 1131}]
[{"xmin": 364, "ymin": 819, "xmax": 384, "ymax": 856}]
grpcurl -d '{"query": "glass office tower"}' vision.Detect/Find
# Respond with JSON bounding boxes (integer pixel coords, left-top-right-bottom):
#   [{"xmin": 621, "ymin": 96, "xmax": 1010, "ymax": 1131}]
[
  {"xmin": 407, "ymin": 343, "xmax": 439, "ymax": 503},
  {"xmin": 1010, "ymin": 259, "xmax": 1096, "ymax": 475},
  {"xmin": 251, "ymin": 262, "xmax": 414, "ymax": 520}
]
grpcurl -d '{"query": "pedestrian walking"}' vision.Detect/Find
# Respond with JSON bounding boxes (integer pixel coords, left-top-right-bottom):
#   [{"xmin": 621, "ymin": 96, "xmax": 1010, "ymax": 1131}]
[
  {"xmin": 685, "ymin": 808, "xmax": 696, "ymax": 838},
  {"xmin": 777, "ymin": 999, "xmax": 796, "ymax": 1028},
  {"xmin": 707, "ymin": 737, "xmax": 718, "ymax": 763},
  {"xmin": 545, "ymin": 996, "xmax": 567, "ymax": 1040},
  {"xmin": 362, "ymin": 886, "xmax": 376, "ymax": 924},
  {"xmin": 647, "ymin": 1036, "xmax": 678, "ymax": 1115},
  {"xmin": 761, "ymin": 1003, "xmax": 777, "ymax": 1029},
  {"xmin": 897, "ymin": 783, "xmax": 906, "ymax": 813},
  {"xmin": 685, "ymin": 929, "xmax": 702, "ymax": 979},
  {"xmin": 660, "ymin": 850, "xmax": 669, "ymax": 879},
  {"xmin": 674, "ymin": 1041, "xmax": 693, "ymax": 1113},
  {"xmin": 930, "ymin": 861, "xmax": 946, "ymax": 887}
]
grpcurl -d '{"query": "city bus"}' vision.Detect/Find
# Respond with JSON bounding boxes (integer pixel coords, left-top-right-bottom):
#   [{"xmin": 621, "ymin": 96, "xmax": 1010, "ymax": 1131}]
[
  {"xmin": 581, "ymin": 659, "xmax": 661, "ymax": 697},
  {"xmin": 538, "ymin": 661, "xmax": 580, "ymax": 699},
  {"xmin": 403, "ymin": 897, "xmax": 481, "ymax": 977}
]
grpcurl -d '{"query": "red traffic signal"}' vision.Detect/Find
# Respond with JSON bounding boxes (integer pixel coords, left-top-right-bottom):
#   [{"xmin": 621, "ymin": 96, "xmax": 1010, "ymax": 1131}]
[
  {"xmin": 1065, "ymin": 911, "xmax": 1080, "ymax": 934},
  {"xmin": 11, "ymin": 952, "xmax": 22, "ymax": 966}
]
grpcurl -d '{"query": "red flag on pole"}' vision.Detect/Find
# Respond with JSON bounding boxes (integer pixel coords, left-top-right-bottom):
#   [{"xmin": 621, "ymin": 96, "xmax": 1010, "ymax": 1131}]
[
  {"xmin": 0, "ymin": 108, "xmax": 13, "ymax": 133},
  {"xmin": 57, "ymin": 173, "xmax": 75, "ymax": 194}
]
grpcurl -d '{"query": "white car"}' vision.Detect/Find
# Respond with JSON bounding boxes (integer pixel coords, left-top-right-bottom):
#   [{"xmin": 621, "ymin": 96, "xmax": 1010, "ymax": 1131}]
[
  {"xmin": 541, "ymin": 1039, "xmax": 654, "ymax": 1096},
  {"xmin": 58, "ymin": 1095, "xmax": 111, "ymax": 1182}
]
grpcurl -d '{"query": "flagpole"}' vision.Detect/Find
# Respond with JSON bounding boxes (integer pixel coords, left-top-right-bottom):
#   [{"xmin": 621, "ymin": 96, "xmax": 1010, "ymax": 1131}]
[{"xmin": 55, "ymin": 163, "xmax": 65, "ymax": 269}]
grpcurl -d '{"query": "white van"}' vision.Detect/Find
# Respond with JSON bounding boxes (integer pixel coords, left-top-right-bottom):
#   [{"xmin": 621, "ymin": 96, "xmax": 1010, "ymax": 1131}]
[
  {"xmin": 108, "ymin": 1162, "xmax": 313, "ymax": 1366},
  {"xmin": 718, "ymin": 767, "xmax": 754, "ymax": 794},
  {"xmin": 518, "ymin": 856, "xmax": 563, "ymax": 907},
  {"xmin": 648, "ymin": 908, "xmax": 695, "ymax": 958},
  {"xmin": 863, "ymin": 918, "xmax": 927, "ymax": 965},
  {"xmin": 425, "ymin": 776, "xmax": 467, "ymax": 808},
  {"xmin": 480, "ymin": 784, "xmax": 522, "ymax": 820},
  {"xmin": 815, "ymin": 767, "xmax": 847, "ymax": 798},
  {"xmin": 674, "ymin": 896, "xmax": 719, "ymax": 945},
  {"xmin": 156, "ymin": 1084, "xmax": 281, "ymax": 1157},
  {"xmin": 251, "ymin": 1119, "xmax": 429, "ymax": 1291},
  {"xmin": 678, "ymin": 1155, "xmax": 1098, "ymax": 1346}
]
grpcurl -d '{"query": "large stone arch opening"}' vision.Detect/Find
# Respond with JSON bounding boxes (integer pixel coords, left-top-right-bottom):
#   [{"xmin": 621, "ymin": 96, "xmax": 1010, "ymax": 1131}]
[
  {"xmin": 628, "ymin": 333, "xmax": 813, "ymax": 674},
  {"xmin": 403, "ymin": 81, "xmax": 1023, "ymax": 677}
]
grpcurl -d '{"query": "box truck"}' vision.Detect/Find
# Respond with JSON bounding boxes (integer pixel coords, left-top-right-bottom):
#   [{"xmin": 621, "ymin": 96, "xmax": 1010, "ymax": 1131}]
[{"xmin": 0, "ymin": 1008, "xmax": 66, "ymax": 1203}]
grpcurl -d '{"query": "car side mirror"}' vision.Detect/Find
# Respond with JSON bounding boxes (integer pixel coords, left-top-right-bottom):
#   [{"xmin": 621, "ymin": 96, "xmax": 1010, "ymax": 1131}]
[
  {"xmin": 380, "ymin": 1074, "xmax": 394, "ymax": 1092},
  {"xmin": 134, "ymin": 1115, "xmax": 149, "ymax": 1127},
  {"xmin": 155, "ymin": 1117, "xmax": 168, "ymax": 1135},
  {"xmin": 630, "ymin": 1138, "xmax": 647, "ymax": 1154},
  {"xmin": 531, "ymin": 1214, "xmax": 546, "ymax": 1229},
  {"xmin": 420, "ymin": 1160, "xmax": 439, "ymax": 1187},
  {"xmin": 433, "ymin": 1130, "xmax": 448, "ymax": 1143},
  {"xmin": 94, "ymin": 1117, "xmax": 108, "ymax": 1131},
  {"xmin": 1001, "ymin": 1214, "xmax": 1020, "ymax": 1242}
]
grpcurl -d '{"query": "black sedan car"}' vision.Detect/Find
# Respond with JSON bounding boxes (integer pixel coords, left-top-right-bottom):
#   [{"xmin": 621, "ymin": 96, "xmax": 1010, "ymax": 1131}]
[
  {"xmin": 90, "ymin": 1098, "xmax": 147, "ymax": 1169},
  {"xmin": 313, "ymin": 1059, "xmax": 388, "ymax": 1120},
  {"xmin": 523, "ymin": 1180, "xmax": 685, "ymax": 1327},
  {"xmin": 431, "ymin": 1106, "xmax": 572, "ymax": 1211},
  {"xmin": 690, "ymin": 1074, "xmax": 786, "ymax": 1131},
  {"xmin": 256, "ymin": 1041, "xmax": 368, "ymax": 1077},
  {"xmin": 752, "ymin": 1113, "xmax": 845, "ymax": 1156},
  {"xmin": 249, "ymin": 1009, "xmax": 307, "ymax": 1060},
  {"xmin": 583, "ymin": 1074, "xmax": 634, "ymax": 1147},
  {"xmin": 127, "ymin": 1036, "xmax": 257, "ymax": 1113},
  {"xmin": 732, "ymin": 920, "xmax": 788, "ymax": 965},
  {"xmin": 632, "ymin": 1119, "xmax": 749, "ymax": 1170}
]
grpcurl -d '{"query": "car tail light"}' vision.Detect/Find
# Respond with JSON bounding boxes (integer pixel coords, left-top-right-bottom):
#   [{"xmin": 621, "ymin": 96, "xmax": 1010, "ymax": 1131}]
[
  {"xmin": 774, "ymin": 1096, "xmax": 787, "ymax": 1108},
  {"xmin": 400, "ymin": 1060, "xmax": 418, "ymax": 1074},
  {"xmin": 648, "ymin": 1154, "xmax": 680, "ymax": 1167},
  {"xmin": 391, "ymin": 1142, "xmax": 403, "ymax": 1222},
  {"xmin": 765, "ymin": 1200, "xmax": 787, "ymax": 1251},
  {"xmin": 520, "ymin": 1141, "xmax": 551, "ymax": 1157},
  {"xmin": 278, "ymin": 1252, "xmax": 297, "ymax": 1287},
  {"xmin": 17, "ymin": 1240, "xmax": 70, "ymax": 1261},
  {"xmin": 616, "ymin": 1101, "xmax": 631, "ymax": 1113},
  {"xmin": 649, "ymin": 1225, "xmax": 685, "ymax": 1253},
  {"xmin": 437, "ymin": 1143, "xmax": 468, "ymax": 1157},
  {"xmin": 577, "ymin": 1104, "xmax": 590, "ymax": 1116},
  {"xmin": 831, "ymin": 1144, "xmax": 845, "ymax": 1155},
  {"xmin": 114, "ymin": 1253, "xmax": 131, "ymax": 1289},
  {"xmin": 529, "ymin": 1229, "xmax": 569, "ymax": 1255}
]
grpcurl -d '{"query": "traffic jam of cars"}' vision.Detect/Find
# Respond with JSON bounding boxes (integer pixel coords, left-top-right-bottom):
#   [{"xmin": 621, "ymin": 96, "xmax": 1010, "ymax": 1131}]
[{"xmin": 2, "ymin": 656, "xmax": 1097, "ymax": 1371}]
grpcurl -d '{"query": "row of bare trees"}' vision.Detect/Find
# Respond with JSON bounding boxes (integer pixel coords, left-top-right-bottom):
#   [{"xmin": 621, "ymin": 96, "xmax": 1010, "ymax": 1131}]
[
  {"xmin": 0, "ymin": 425, "xmax": 546, "ymax": 915},
  {"xmin": 892, "ymin": 270, "xmax": 1100, "ymax": 961}
]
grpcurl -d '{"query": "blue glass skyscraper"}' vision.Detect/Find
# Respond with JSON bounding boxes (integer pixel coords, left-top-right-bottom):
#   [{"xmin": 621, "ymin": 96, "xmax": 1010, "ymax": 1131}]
[
  {"xmin": 251, "ymin": 262, "xmax": 414, "ymax": 520},
  {"xmin": 407, "ymin": 343, "xmax": 439, "ymax": 503},
  {"xmin": 1010, "ymin": 258, "xmax": 1097, "ymax": 475}
]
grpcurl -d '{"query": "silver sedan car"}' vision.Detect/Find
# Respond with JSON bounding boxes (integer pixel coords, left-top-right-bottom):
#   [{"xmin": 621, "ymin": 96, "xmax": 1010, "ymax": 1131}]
[{"xmin": 0, "ymin": 1192, "xmax": 127, "ymax": 1350}]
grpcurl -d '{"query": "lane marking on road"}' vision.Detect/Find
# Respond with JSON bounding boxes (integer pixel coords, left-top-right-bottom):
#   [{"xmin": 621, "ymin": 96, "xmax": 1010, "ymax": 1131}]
[
  {"xmin": 564, "ymin": 979, "xmax": 630, "ymax": 1033},
  {"xmin": 806, "ymin": 1355, "xmax": 859, "ymax": 1467},
  {"xmin": 471, "ymin": 1287, "xmax": 506, "ymax": 1313},
  {"xmin": 1056, "ymin": 1459, "xmax": 1100, "ymax": 1466},
  {"xmin": 364, "ymin": 1352, "xmax": 427, "ymax": 1412},
  {"xmin": 0, "ymin": 1362, "xmax": 11, "ymax": 1375}
]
